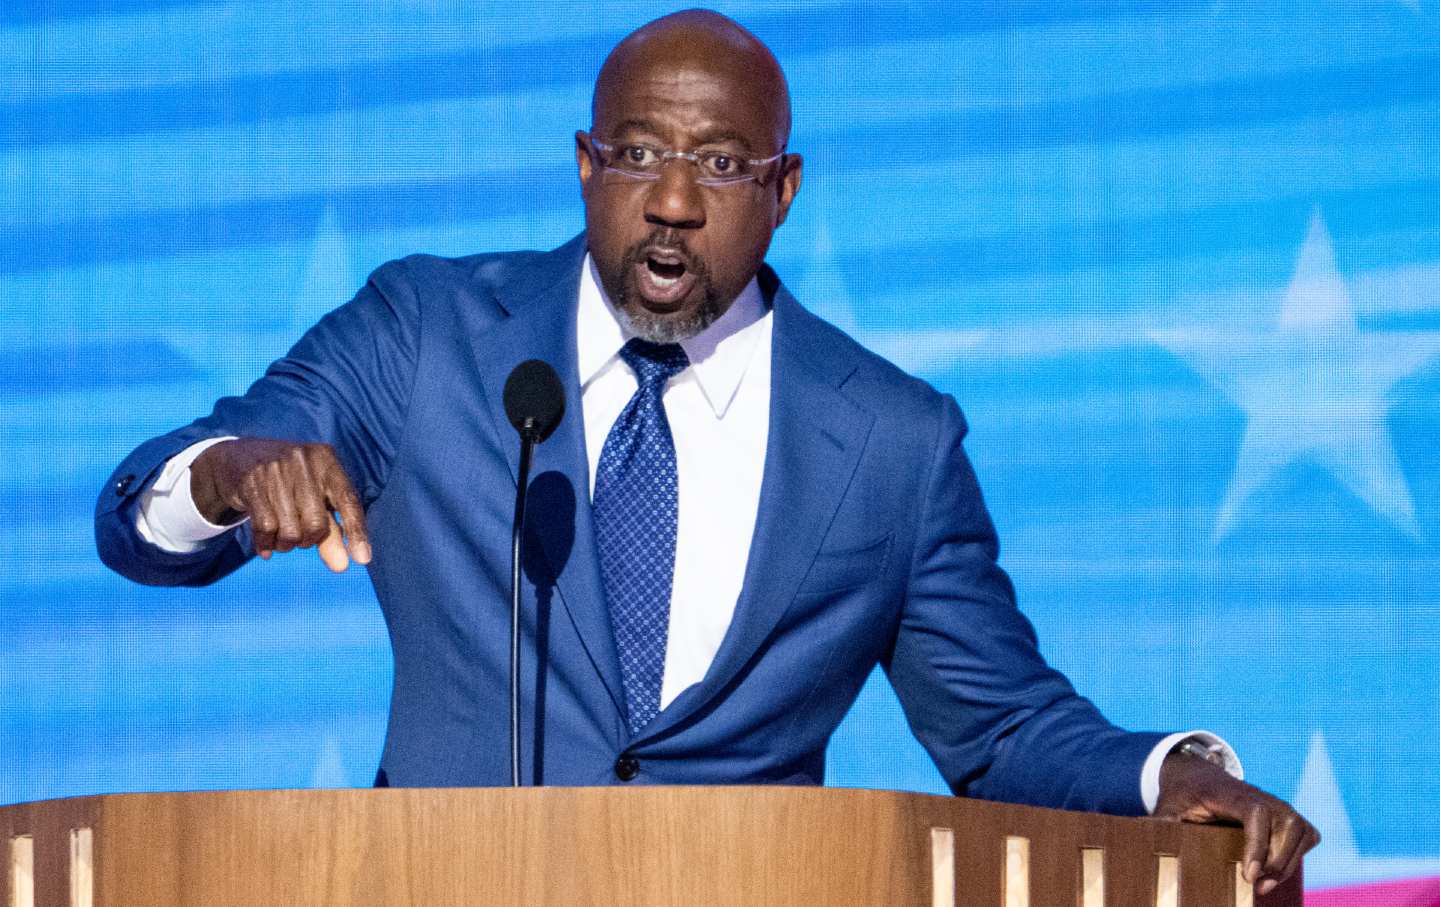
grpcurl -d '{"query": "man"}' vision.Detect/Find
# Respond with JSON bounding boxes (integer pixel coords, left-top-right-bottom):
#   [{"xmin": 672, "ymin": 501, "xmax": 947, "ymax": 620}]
[{"xmin": 96, "ymin": 10, "xmax": 1316, "ymax": 893}]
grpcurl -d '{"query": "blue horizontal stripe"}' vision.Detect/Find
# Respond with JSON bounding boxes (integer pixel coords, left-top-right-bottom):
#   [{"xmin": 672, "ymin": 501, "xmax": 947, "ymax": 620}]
[
  {"xmin": 0, "ymin": 0, "xmax": 194, "ymax": 27},
  {"xmin": 5, "ymin": 39, "xmax": 605, "ymax": 150},
  {"xmin": 6, "ymin": 3, "xmax": 1392, "ymax": 149},
  {"xmin": 1027, "ymin": 54, "xmax": 1435, "ymax": 149},
  {"xmin": 1372, "ymin": 312, "xmax": 1440, "ymax": 331},
  {"xmin": 0, "ymin": 339, "xmax": 199, "ymax": 394},
  {"xmin": 818, "ymin": 178, "xmax": 1440, "ymax": 294},
  {"xmin": 0, "ymin": 165, "xmax": 576, "ymax": 273}
]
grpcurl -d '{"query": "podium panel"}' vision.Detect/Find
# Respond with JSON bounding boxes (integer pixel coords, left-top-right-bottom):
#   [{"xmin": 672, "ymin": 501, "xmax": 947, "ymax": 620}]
[{"xmin": 1, "ymin": 787, "xmax": 1299, "ymax": 906}]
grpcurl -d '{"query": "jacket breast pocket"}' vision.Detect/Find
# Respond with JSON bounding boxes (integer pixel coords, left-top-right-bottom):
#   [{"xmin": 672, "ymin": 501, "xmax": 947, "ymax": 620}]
[{"xmin": 797, "ymin": 533, "xmax": 893, "ymax": 596}]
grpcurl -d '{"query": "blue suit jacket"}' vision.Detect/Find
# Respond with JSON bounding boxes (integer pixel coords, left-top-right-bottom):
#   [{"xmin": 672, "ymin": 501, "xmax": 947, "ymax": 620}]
[{"xmin": 96, "ymin": 233, "xmax": 1162, "ymax": 814}]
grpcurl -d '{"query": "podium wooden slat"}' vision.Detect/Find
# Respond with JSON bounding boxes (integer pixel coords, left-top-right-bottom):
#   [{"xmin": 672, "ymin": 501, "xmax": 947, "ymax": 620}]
[{"xmin": 1, "ymin": 787, "xmax": 1301, "ymax": 906}]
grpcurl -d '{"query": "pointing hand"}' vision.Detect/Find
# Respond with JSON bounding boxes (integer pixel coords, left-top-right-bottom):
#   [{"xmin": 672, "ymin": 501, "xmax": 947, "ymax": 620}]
[{"xmin": 190, "ymin": 438, "xmax": 371, "ymax": 571}]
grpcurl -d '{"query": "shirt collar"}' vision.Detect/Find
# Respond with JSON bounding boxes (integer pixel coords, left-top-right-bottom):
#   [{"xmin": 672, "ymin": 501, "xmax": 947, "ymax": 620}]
[{"xmin": 577, "ymin": 253, "xmax": 769, "ymax": 419}]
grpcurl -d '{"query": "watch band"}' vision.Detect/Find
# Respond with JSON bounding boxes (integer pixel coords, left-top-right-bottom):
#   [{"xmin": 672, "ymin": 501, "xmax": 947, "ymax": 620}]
[{"xmin": 1177, "ymin": 739, "xmax": 1228, "ymax": 768}]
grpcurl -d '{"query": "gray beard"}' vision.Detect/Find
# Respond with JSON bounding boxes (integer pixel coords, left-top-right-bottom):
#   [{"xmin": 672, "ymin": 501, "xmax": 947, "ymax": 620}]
[{"xmin": 613, "ymin": 285, "xmax": 726, "ymax": 344}]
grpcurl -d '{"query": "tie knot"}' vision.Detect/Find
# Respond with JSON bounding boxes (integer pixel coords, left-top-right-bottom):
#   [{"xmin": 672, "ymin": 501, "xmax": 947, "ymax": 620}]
[{"xmin": 620, "ymin": 338, "xmax": 689, "ymax": 388}]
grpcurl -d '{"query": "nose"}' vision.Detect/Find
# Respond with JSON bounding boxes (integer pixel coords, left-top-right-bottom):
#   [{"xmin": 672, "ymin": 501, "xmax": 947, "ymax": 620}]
[{"xmin": 643, "ymin": 161, "xmax": 706, "ymax": 231}]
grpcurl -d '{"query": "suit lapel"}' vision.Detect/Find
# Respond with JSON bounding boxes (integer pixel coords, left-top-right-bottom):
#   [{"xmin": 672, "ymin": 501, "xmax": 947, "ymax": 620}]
[
  {"xmin": 472, "ymin": 234, "xmax": 627, "ymax": 718},
  {"xmin": 642, "ymin": 274, "xmax": 874, "ymax": 741}
]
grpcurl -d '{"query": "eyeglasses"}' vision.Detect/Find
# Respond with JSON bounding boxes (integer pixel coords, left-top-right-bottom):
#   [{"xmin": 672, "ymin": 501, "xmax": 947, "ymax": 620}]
[{"xmin": 588, "ymin": 139, "xmax": 785, "ymax": 188}]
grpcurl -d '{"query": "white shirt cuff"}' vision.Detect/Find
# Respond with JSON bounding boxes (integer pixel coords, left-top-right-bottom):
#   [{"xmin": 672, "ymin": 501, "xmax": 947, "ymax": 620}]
[
  {"xmin": 1141, "ymin": 730, "xmax": 1243, "ymax": 814},
  {"xmin": 134, "ymin": 437, "xmax": 246, "ymax": 553}
]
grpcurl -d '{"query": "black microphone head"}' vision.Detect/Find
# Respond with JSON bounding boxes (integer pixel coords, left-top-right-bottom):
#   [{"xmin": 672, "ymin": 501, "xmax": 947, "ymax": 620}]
[{"xmin": 503, "ymin": 359, "xmax": 566, "ymax": 443}]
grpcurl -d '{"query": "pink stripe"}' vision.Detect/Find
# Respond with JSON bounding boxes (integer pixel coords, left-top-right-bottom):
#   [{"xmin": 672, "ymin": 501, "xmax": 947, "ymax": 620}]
[{"xmin": 1307, "ymin": 876, "xmax": 1440, "ymax": 907}]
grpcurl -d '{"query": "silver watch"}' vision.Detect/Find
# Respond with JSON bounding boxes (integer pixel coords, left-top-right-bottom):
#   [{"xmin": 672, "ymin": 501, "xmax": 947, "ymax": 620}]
[{"xmin": 1177, "ymin": 739, "xmax": 1227, "ymax": 768}]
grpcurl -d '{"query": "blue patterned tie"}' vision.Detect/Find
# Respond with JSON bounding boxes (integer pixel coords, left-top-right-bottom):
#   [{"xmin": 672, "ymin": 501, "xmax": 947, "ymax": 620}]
[{"xmin": 594, "ymin": 338, "xmax": 690, "ymax": 736}]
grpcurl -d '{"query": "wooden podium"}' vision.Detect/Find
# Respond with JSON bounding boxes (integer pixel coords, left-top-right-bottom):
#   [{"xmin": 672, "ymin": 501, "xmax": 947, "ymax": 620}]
[{"xmin": 2, "ymin": 787, "xmax": 1299, "ymax": 906}]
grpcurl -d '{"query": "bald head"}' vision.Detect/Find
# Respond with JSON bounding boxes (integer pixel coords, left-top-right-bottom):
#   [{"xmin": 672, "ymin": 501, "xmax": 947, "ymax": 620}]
[{"xmin": 593, "ymin": 10, "xmax": 791, "ymax": 150}]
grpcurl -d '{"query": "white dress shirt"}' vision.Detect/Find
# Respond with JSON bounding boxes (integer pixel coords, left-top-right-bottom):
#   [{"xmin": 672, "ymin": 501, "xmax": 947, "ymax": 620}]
[{"xmin": 136, "ymin": 253, "xmax": 1237, "ymax": 810}]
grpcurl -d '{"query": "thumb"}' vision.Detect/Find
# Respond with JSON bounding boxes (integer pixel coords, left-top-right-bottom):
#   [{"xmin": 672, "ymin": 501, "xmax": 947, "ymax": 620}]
[{"xmin": 316, "ymin": 516, "xmax": 351, "ymax": 573}]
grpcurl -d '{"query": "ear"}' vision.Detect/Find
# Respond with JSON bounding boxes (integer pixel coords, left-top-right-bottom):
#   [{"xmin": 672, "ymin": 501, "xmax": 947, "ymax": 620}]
[
  {"xmin": 773, "ymin": 153, "xmax": 803, "ymax": 228},
  {"xmin": 575, "ymin": 131, "xmax": 595, "ymax": 190}
]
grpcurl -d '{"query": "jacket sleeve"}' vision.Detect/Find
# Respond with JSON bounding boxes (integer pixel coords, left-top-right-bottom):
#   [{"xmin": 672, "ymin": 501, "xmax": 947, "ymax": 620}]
[
  {"xmin": 95, "ymin": 259, "xmax": 421, "ymax": 587},
  {"xmin": 885, "ymin": 393, "xmax": 1164, "ymax": 815}
]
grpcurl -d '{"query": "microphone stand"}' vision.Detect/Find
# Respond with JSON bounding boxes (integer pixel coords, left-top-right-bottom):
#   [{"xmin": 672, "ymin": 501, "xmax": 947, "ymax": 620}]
[
  {"xmin": 501, "ymin": 357, "xmax": 564, "ymax": 788},
  {"xmin": 510, "ymin": 417, "xmax": 538, "ymax": 787}
]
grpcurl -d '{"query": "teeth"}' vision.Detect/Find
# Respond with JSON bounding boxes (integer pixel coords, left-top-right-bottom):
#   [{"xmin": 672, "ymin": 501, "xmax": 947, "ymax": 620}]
[{"xmin": 641, "ymin": 254, "xmax": 686, "ymax": 292}]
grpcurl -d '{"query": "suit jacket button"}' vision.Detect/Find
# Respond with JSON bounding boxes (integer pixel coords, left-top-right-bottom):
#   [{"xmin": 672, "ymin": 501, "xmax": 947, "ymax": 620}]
[
  {"xmin": 614, "ymin": 755, "xmax": 640, "ymax": 782},
  {"xmin": 114, "ymin": 474, "xmax": 136, "ymax": 496}
]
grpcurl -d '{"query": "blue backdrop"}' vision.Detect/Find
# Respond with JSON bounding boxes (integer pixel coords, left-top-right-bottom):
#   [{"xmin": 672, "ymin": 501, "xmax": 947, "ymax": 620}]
[{"xmin": 3, "ymin": 2, "xmax": 1438, "ymax": 893}]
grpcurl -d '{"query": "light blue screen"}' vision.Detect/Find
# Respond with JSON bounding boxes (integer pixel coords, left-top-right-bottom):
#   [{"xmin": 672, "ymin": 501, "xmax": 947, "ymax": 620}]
[{"xmin": 3, "ymin": 2, "xmax": 1438, "ymax": 893}]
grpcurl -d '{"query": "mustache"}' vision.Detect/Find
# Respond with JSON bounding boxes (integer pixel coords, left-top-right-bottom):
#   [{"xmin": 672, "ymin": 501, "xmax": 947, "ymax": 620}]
[{"xmin": 622, "ymin": 230, "xmax": 710, "ymax": 279}]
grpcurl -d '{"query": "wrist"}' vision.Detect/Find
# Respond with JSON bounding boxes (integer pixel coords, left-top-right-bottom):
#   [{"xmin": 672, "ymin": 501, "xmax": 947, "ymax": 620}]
[{"xmin": 1159, "ymin": 745, "xmax": 1230, "ymax": 804}]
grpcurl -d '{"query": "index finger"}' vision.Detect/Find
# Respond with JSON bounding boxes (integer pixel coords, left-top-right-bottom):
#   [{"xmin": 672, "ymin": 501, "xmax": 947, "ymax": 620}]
[{"xmin": 1241, "ymin": 803, "xmax": 1272, "ymax": 885}]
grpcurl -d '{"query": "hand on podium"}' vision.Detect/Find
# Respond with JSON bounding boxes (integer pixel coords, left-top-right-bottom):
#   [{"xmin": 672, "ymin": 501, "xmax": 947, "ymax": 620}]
[{"xmin": 1155, "ymin": 747, "xmax": 1319, "ymax": 896}]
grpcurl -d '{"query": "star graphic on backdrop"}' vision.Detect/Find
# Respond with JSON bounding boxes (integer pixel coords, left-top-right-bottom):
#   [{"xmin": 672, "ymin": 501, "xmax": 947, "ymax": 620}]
[
  {"xmin": 162, "ymin": 205, "xmax": 358, "ymax": 391},
  {"xmin": 309, "ymin": 734, "xmax": 351, "ymax": 788},
  {"xmin": 1291, "ymin": 731, "xmax": 1440, "ymax": 889},
  {"xmin": 1153, "ymin": 208, "xmax": 1440, "ymax": 543},
  {"xmin": 291, "ymin": 206, "xmax": 356, "ymax": 331}
]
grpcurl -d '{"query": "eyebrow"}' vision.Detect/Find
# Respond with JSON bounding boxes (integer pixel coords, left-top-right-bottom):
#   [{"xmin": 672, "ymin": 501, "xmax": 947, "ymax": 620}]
[
  {"xmin": 609, "ymin": 118, "xmax": 663, "ymax": 138},
  {"xmin": 606, "ymin": 119, "xmax": 759, "ymax": 154},
  {"xmin": 693, "ymin": 129, "xmax": 756, "ymax": 153}
]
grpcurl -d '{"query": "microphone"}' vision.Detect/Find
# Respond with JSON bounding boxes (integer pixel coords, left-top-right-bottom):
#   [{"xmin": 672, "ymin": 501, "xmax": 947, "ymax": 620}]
[
  {"xmin": 503, "ymin": 359, "xmax": 566, "ymax": 444},
  {"xmin": 502, "ymin": 360, "xmax": 566, "ymax": 787}
]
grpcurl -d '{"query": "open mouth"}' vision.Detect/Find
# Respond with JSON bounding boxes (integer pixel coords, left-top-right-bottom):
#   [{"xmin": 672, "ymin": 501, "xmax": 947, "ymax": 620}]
[
  {"xmin": 632, "ymin": 247, "xmax": 698, "ymax": 307},
  {"xmin": 647, "ymin": 255, "xmax": 687, "ymax": 285}
]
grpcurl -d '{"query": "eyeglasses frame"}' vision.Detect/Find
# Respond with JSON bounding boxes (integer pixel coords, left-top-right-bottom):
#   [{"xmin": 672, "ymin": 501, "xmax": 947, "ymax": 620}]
[{"xmin": 585, "ymin": 136, "xmax": 787, "ymax": 188}]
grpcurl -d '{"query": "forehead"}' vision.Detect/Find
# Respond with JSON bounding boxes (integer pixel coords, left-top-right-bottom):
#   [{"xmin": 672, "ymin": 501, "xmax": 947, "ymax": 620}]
[{"xmin": 594, "ymin": 58, "xmax": 782, "ymax": 148}]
